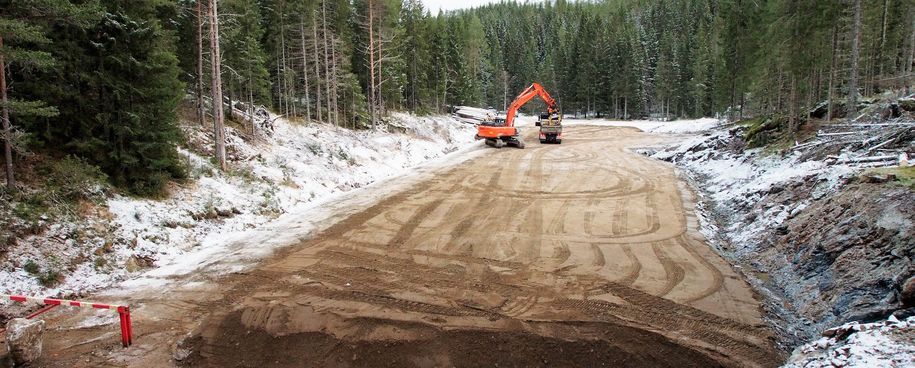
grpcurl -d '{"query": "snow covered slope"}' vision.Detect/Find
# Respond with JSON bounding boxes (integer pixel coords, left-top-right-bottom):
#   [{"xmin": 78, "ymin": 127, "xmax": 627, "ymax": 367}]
[
  {"xmin": 783, "ymin": 316, "xmax": 914, "ymax": 368},
  {"xmin": 0, "ymin": 113, "xmax": 477, "ymax": 298}
]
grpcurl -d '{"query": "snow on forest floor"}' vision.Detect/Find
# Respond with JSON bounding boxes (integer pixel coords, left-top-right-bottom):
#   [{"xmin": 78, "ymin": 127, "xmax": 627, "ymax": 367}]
[
  {"xmin": 562, "ymin": 117, "xmax": 721, "ymax": 133},
  {"xmin": 0, "ymin": 113, "xmax": 477, "ymax": 299}
]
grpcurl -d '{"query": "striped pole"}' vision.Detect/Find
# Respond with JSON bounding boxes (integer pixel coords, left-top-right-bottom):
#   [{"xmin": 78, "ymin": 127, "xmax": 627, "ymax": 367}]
[{"xmin": 1, "ymin": 294, "xmax": 132, "ymax": 347}]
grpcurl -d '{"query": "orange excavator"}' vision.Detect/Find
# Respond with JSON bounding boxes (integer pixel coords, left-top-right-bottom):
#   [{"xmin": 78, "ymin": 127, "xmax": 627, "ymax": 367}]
[{"xmin": 476, "ymin": 82, "xmax": 558, "ymax": 149}]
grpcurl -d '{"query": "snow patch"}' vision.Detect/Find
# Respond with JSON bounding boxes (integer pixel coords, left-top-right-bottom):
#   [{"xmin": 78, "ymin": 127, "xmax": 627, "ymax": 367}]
[
  {"xmin": 562, "ymin": 117, "xmax": 722, "ymax": 133},
  {"xmin": 783, "ymin": 316, "xmax": 915, "ymax": 368}
]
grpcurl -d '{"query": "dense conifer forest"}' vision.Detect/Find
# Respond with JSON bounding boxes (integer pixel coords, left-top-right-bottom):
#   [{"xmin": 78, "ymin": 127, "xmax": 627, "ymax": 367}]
[{"xmin": 2, "ymin": 0, "xmax": 914, "ymax": 194}]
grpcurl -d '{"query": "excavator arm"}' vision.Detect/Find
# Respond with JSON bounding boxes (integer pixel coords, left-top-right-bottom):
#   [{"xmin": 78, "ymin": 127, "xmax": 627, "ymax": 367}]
[{"xmin": 504, "ymin": 82, "xmax": 557, "ymax": 128}]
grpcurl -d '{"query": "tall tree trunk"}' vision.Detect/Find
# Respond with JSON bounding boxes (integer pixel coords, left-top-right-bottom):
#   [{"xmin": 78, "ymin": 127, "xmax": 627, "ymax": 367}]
[
  {"xmin": 614, "ymin": 94, "xmax": 618, "ymax": 119},
  {"xmin": 247, "ymin": 72, "xmax": 254, "ymax": 134},
  {"xmin": 878, "ymin": 0, "xmax": 890, "ymax": 83},
  {"xmin": 300, "ymin": 16, "xmax": 312, "ymax": 121},
  {"xmin": 276, "ymin": 47, "xmax": 284, "ymax": 115},
  {"xmin": 321, "ymin": 0, "xmax": 333, "ymax": 126},
  {"xmin": 331, "ymin": 37, "xmax": 339, "ymax": 126},
  {"xmin": 409, "ymin": 30, "xmax": 417, "ymax": 110},
  {"xmin": 281, "ymin": 26, "xmax": 296, "ymax": 118},
  {"xmin": 906, "ymin": 12, "xmax": 915, "ymax": 94},
  {"xmin": 196, "ymin": 0, "xmax": 206, "ymax": 126},
  {"xmin": 280, "ymin": 27, "xmax": 288, "ymax": 116},
  {"xmin": 789, "ymin": 75, "xmax": 797, "ymax": 137},
  {"xmin": 209, "ymin": 0, "xmax": 227, "ymax": 171},
  {"xmin": 0, "ymin": 34, "xmax": 13, "ymax": 189},
  {"xmin": 502, "ymin": 70, "xmax": 508, "ymax": 111},
  {"xmin": 828, "ymin": 24, "xmax": 839, "ymax": 120},
  {"xmin": 848, "ymin": 0, "xmax": 862, "ymax": 116},
  {"xmin": 376, "ymin": 19, "xmax": 383, "ymax": 116},
  {"xmin": 312, "ymin": 10, "xmax": 323, "ymax": 124},
  {"xmin": 368, "ymin": 0, "xmax": 376, "ymax": 128}
]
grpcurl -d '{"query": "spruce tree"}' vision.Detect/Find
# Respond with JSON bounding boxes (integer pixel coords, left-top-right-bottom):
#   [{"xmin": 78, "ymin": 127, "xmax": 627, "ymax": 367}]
[{"xmin": 0, "ymin": 0, "xmax": 100, "ymax": 188}]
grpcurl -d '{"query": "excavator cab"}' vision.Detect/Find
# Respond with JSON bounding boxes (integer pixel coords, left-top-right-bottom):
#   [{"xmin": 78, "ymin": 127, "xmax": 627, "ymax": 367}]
[{"xmin": 481, "ymin": 117, "xmax": 506, "ymax": 127}]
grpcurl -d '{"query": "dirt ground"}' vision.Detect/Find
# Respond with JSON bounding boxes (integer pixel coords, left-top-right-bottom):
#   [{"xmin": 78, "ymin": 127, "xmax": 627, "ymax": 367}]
[{"xmin": 18, "ymin": 126, "xmax": 780, "ymax": 367}]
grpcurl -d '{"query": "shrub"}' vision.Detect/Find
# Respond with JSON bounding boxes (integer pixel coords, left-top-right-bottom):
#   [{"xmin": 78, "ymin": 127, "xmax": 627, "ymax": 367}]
[
  {"xmin": 128, "ymin": 171, "xmax": 172, "ymax": 198},
  {"xmin": 38, "ymin": 270, "xmax": 61, "ymax": 287},
  {"xmin": 23, "ymin": 260, "xmax": 39, "ymax": 275},
  {"xmin": 42, "ymin": 155, "xmax": 108, "ymax": 202}
]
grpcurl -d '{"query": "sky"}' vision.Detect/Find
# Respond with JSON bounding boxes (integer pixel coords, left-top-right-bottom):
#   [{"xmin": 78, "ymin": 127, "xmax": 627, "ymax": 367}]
[{"xmin": 422, "ymin": 0, "xmax": 504, "ymax": 12}]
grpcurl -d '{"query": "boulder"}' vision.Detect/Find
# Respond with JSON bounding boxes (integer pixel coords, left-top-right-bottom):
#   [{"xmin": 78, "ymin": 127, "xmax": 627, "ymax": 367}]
[
  {"xmin": 5, "ymin": 318, "xmax": 46, "ymax": 366},
  {"xmin": 902, "ymin": 276, "xmax": 915, "ymax": 307}
]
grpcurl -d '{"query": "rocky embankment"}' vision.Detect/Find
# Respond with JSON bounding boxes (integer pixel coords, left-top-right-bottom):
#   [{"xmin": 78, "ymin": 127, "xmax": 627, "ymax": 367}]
[{"xmin": 649, "ymin": 120, "xmax": 915, "ymax": 353}]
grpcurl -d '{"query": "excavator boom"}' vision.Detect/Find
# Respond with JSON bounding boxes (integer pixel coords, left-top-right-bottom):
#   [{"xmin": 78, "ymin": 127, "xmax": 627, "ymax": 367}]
[{"xmin": 504, "ymin": 83, "xmax": 557, "ymax": 128}]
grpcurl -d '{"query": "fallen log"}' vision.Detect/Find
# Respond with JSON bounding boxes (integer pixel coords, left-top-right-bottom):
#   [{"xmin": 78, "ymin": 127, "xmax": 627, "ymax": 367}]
[
  {"xmin": 866, "ymin": 136, "xmax": 898, "ymax": 153},
  {"xmin": 817, "ymin": 131, "xmax": 863, "ymax": 137},
  {"xmin": 834, "ymin": 155, "xmax": 898, "ymax": 164}
]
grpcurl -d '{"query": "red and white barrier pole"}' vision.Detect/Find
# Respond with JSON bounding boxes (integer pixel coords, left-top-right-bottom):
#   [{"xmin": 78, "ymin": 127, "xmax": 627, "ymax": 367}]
[{"xmin": 1, "ymin": 294, "xmax": 133, "ymax": 347}]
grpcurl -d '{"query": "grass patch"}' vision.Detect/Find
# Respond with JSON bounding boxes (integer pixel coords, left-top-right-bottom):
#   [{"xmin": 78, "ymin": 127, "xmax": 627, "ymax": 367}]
[
  {"xmin": 868, "ymin": 166, "xmax": 915, "ymax": 189},
  {"xmin": 739, "ymin": 115, "xmax": 818, "ymax": 152}
]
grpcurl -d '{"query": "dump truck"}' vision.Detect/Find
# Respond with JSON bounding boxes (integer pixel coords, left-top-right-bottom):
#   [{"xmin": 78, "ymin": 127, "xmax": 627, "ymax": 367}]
[{"xmin": 538, "ymin": 112, "xmax": 562, "ymax": 144}]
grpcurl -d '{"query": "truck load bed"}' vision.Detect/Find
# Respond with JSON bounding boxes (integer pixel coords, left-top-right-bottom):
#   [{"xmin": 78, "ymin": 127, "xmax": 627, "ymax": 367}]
[{"xmin": 538, "ymin": 113, "xmax": 562, "ymax": 144}]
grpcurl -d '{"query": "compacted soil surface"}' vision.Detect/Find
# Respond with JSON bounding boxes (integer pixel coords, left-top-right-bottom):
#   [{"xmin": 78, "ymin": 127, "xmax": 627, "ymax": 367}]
[{"xmin": 25, "ymin": 126, "xmax": 780, "ymax": 367}]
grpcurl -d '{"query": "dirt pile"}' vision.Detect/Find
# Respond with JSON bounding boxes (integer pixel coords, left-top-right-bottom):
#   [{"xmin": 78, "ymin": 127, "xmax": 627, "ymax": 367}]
[{"xmin": 181, "ymin": 314, "xmax": 723, "ymax": 368}]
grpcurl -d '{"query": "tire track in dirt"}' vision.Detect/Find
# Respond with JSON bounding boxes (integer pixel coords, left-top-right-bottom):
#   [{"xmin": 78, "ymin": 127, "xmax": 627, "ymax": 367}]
[
  {"xmin": 546, "ymin": 199, "xmax": 572, "ymax": 235},
  {"xmin": 41, "ymin": 126, "xmax": 778, "ymax": 368},
  {"xmin": 387, "ymin": 198, "xmax": 444, "ymax": 247},
  {"xmin": 612, "ymin": 197, "xmax": 629, "ymax": 235},
  {"xmin": 590, "ymin": 243, "xmax": 606, "ymax": 267},
  {"xmin": 619, "ymin": 245, "xmax": 643, "ymax": 286},
  {"xmin": 653, "ymin": 242, "xmax": 686, "ymax": 297}
]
